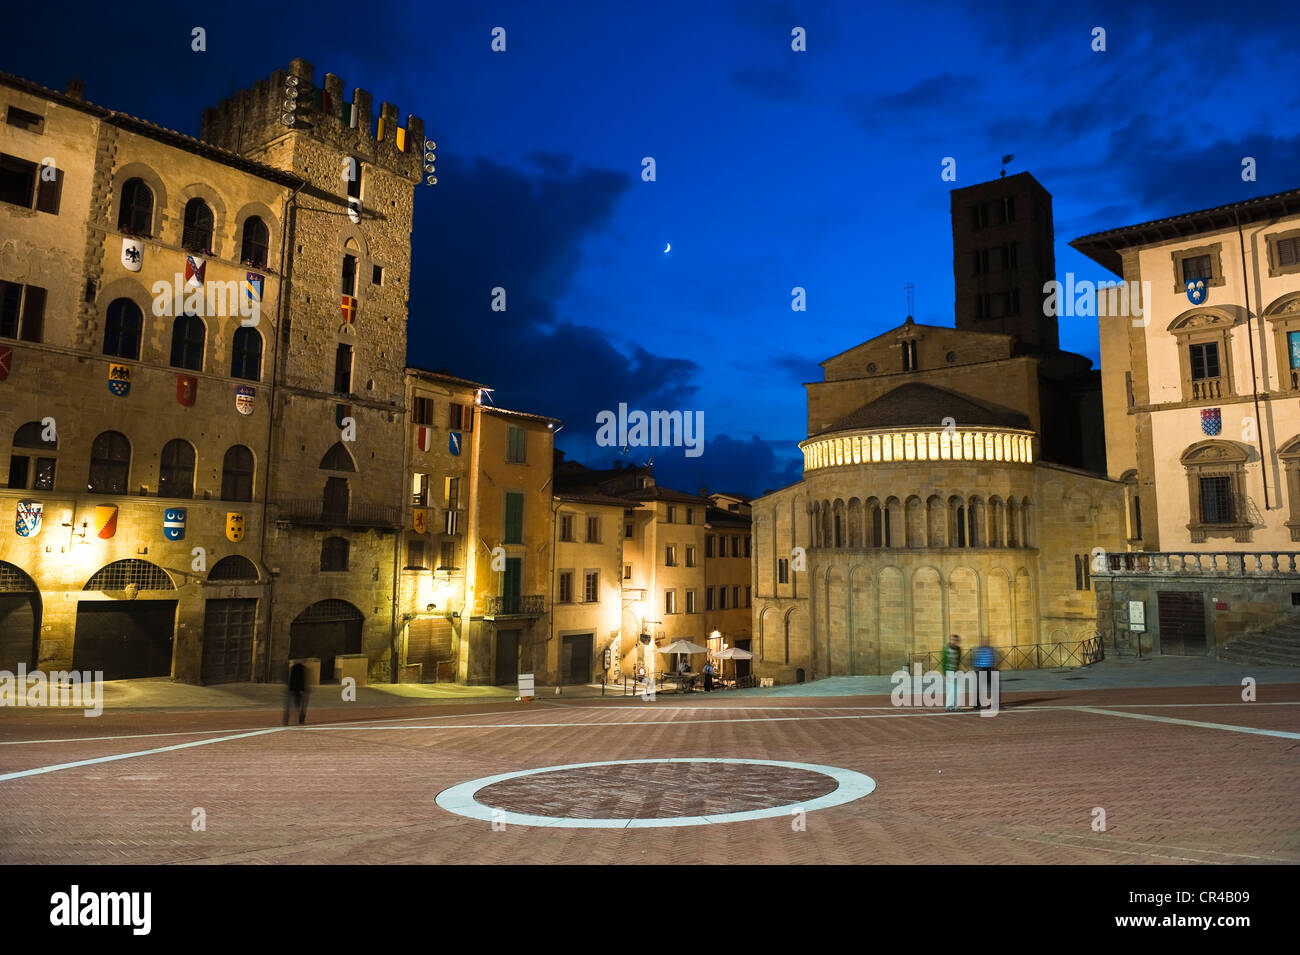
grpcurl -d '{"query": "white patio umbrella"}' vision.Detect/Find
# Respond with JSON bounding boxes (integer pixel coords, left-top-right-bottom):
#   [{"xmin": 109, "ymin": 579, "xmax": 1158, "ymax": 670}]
[
  {"xmin": 711, "ymin": 646, "xmax": 754, "ymax": 684},
  {"xmin": 658, "ymin": 639, "xmax": 709, "ymax": 655}
]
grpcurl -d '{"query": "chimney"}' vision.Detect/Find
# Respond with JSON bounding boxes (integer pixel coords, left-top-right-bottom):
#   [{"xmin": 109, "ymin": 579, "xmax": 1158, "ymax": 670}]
[{"xmin": 65, "ymin": 79, "xmax": 85, "ymax": 102}]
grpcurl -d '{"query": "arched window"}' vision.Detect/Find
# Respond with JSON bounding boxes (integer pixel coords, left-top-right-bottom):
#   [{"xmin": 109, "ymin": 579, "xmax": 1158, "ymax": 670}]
[
  {"xmin": 321, "ymin": 537, "xmax": 349, "ymax": 572},
  {"xmin": 103, "ymin": 298, "xmax": 143, "ymax": 359},
  {"xmin": 240, "ymin": 216, "xmax": 270, "ymax": 269},
  {"xmin": 159, "ymin": 439, "xmax": 195, "ymax": 499},
  {"xmin": 181, "ymin": 198, "xmax": 214, "ymax": 253},
  {"xmin": 170, "ymin": 313, "xmax": 205, "ymax": 370},
  {"xmin": 88, "ymin": 431, "xmax": 130, "ymax": 493},
  {"xmin": 320, "ymin": 442, "xmax": 355, "ymax": 472},
  {"xmin": 230, "ymin": 326, "xmax": 262, "ymax": 381},
  {"xmin": 221, "ymin": 445, "xmax": 254, "ymax": 501},
  {"xmin": 9, "ymin": 421, "xmax": 57, "ymax": 491},
  {"xmin": 209, "ymin": 555, "xmax": 258, "ymax": 582},
  {"xmin": 117, "ymin": 178, "xmax": 154, "ymax": 235}
]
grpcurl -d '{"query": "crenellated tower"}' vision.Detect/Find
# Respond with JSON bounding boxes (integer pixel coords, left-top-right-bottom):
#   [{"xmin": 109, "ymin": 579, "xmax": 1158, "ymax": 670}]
[{"xmin": 200, "ymin": 58, "xmax": 428, "ymax": 679}]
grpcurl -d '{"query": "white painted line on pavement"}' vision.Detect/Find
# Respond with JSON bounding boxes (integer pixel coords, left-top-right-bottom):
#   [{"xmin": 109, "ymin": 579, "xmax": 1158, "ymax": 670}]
[{"xmin": 1071, "ymin": 706, "xmax": 1300, "ymax": 740}]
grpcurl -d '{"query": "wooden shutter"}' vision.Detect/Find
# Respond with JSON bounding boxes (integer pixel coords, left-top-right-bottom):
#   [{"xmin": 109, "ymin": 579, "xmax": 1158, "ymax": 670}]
[
  {"xmin": 35, "ymin": 169, "xmax": 62, "ymax": 214},
  {"xmin": 20, "ymin": 285, "xmax": 45, "ymax": 342}
]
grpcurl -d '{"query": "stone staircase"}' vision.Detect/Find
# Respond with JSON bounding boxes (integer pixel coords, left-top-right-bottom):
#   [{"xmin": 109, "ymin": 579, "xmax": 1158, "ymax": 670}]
[{"xmin": 1218, "ymin": 620, "xmax": 1300, "ymax": 667}]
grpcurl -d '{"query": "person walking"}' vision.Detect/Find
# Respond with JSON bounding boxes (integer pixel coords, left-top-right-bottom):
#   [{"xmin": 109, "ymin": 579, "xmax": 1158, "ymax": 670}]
[
  {"xmin": 702, "ymin": 659, "xmax": 715, "ymax": 692},
  {"xmin": 973, "ymin": 635, "xmax": 996, "ymax": 710},
  {"xmin": 942, "ymin": 634, "xmax": 962, "ymax": 711},
  {"xmin": 283, "ymin": 661, "xmax": 309, "ymax": 725}
]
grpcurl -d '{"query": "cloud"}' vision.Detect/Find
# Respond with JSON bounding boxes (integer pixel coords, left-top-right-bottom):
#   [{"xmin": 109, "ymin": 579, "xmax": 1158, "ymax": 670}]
[{"xmin": 579, "ymin": 432, "xmax": 803, "ymax": 499}]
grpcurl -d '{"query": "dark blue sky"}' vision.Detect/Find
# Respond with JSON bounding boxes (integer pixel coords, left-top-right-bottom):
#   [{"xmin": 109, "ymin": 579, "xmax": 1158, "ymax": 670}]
[{"xmin": 8, "ymin": 0, "xmax": 1299, "ymax": 495}]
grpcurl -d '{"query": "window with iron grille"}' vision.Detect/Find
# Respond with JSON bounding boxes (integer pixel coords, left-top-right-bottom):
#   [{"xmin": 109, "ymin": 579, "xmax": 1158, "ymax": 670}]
[
  {"xmin": 88, "ymin": 431, "xmax": 130, "ymax": 494},
  {"xmin": 221, "ymin": 445, "xmax": 254, "ymax": 501},
  {"xmin": 584, "ymin": 570, "xmax": 599, "ymax": 602},
  {"xmin": 103, "ymin": 298, "xmax": 143, "ymax": 359},
  {"xmin": 558, "ymin": 571, "xmax": 574, "ymax": 603},
  {"xmin": 1199, "ymin": 475, "xmax": 1234, "ymax": 524},
  {"xmin": 209, "ymin": 555, "xmax": 258, "ymax": 582},
  {"xmin": 182, "ymin": 198, "xmax": 214, "ymax": 253},
  {"xmin": 1189, "ymin": 342, "xmax": 1220, "ymax": 380},
  {"xmin": 438, "ymin": 540, "xmax": 456, "ymax": 570},
  {"xmin": 159, "ymin": 439, "xmax": 195, "ymax": 498},
  {"xmin": 321, "ymin": 537, "xmax": 349, "ymax": 572},
  {"xmin": 0, "ymin": 562, "xmax": 35, "ymax": 592},
  {"xmin": 117, "ymin": 178, "xmax": 153, "ymax": 235},
  {"xmin": 240, "ymin": 216, "xmax": 269, "ymax": 268},
  {"xmin": 84, "ymin": 559, "xmax": 174, "ymax": 591}
]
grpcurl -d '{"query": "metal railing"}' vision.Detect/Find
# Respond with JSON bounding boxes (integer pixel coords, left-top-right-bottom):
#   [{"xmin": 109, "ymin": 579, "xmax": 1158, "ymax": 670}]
[
  {"xmin": 1101, "ymin": 551, "xmax": 1300, "ymax": 576},
  {"xmin": 910, "ymin": 634, "xmax": 1104, "ymax": 671},
  {"xmin": 484, "ymin": 594, "xmax": 546, "ymax": 616},
  {"xmin": 276, "ymin": 498, "xmax": 402, "ymax": 528}
]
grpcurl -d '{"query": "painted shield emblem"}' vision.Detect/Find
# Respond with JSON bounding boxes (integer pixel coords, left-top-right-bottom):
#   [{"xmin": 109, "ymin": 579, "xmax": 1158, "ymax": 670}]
[
  {"xmin": 235, "ymin": 385, "xmax": 255, "ymax": 415},
  {"xmin": 16, "ymin": 500, "xmax": 42, "ymax": 538},
  {"xmin": 108, "ymin": 363, "xmax": 131, "ymax": 397},
  {"xmin": 163, "ymin": 508, "xmax": 186, "ymax": 541},
  {"xmin": 449, "ymin": 431, "xmax": 461, "ymax": 456},
  {"xmin": 121, "ymin": 237, "xmax": 144, "ymax": 272},
  {"xmin": 185, "ymin": 255, "xmax": 205, "ymax": 288},
  {"xmin": 413, "ymin": 508, "xmax": 428, "ymax": 535},
  {"xmin": 1201, "ymin": 408, "xmax": 1222, "ymax": 436},
  {"xmin": 177, "ymin": 374, "xmax": 197, "ymax": 406},
  {"xmin": 341, "ymin": 295, "xmax": 357, "ymax": 324},
  {"xmin": 0, "ymin": 345, "xmax": 10, "ymax": 381},
  {"xmin": 416, "ymin": 426, "xmax": 433, "ymax": 453},
  {"xmin": 347, "ymin": 197, "xmax": 362, "ymax": 225},
  {"xmin": 1186, "ymin": 278, "xmax": 1207, "ymax": 305},
  {"xmin": 335, "ymin": 404, "xmax": 351, "ymax": 429},
  {"xmin": 226, "ymin": 512, "xmax": 245, "ymax": 543},
  {"xmin": 95, "ymin": 505, "xmax": 118, "ymax": 540},
  {"xmin": 244, "ymin": 272, "xmax": 264, "ymax": 305}
]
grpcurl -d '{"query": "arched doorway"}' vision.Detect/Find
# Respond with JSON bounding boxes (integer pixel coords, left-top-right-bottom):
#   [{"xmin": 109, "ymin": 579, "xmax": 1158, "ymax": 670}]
[
  {"xmin": 76, "ymin": 559, "xmax": 178, "ymax": 679},
  {"xmin": 289, "ymin": 599, "xmax": 363, "ymax": 681},
  {"xmin": 0, "ymin": 562, "xmax": 41, "ymax": 672}
]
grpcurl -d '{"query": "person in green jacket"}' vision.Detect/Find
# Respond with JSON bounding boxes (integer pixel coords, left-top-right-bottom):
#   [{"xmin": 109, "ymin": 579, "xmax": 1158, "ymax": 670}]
[{"xmin": 943, "ymin": 634, "xmax": 962, "ymax": 711}]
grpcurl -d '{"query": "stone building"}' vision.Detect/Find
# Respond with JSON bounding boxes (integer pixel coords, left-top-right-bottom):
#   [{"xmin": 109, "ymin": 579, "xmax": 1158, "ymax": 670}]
[
  {"xmin": 749, "ymin": 170, "xmax": 1128, "ymax": 683},
  {"xmin": 1, "ymin": 60, "xmax": 426, "ymax": 683},
  {"xmin": 1073, "ymin": 186, "xmax": 1300, "ymax": 657}
]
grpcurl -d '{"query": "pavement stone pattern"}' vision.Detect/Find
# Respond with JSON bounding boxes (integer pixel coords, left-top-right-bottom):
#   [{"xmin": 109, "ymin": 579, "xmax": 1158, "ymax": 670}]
[
  {"xmin": 477, "ymin": 762, "xmax": 838, "ymax": 819},
  {"xmin": 1, "ymin": 662, "xmax": 1298, "ymax": 864}
]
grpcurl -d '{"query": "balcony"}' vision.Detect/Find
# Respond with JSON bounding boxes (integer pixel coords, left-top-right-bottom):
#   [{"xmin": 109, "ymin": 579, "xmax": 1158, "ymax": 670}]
[
  {"xmin": 484, "ymin": 594, "xmax": 546, "ymax": 618},
  {"xmin": 1191, "ymin": 376, "xmax": 1223, "ymax": 400},
  {"xmin": 276, "ymin": 498, "xmax": 401, "ymax": 529},
  {"xmin": 1100, "ymin": 551, "xmax": 1300, "ymax": 577}
]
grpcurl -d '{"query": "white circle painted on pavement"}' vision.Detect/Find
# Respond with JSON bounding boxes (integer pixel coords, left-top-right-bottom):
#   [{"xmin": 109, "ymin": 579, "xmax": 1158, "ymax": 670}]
[{"xmin": 434, "ymin": 757, "xmax": 876, "ymax": 829}]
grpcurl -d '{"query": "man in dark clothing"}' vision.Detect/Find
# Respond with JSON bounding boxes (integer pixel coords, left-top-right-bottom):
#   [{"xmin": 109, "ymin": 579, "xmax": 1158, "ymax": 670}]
[
  {"xmin": 702, "ymin": 660, "xmax": 715, "ymax": 692},
  {"xmin": 283, "ymin": 662, "xmax": 309, "ymax": 725}
]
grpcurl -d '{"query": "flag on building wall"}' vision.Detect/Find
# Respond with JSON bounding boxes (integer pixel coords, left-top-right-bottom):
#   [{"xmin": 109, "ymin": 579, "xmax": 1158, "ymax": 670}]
[
  {"xmin": 121, "ymin": 238, "xmax": 143, "ymax": 271},
  {"xmin": 244, "ymin": 272, "xmax": 264, "ymax": 307},
  {"xmin": 16, "ymin": 501, "xmax": 42, "ymax": 538},
  {"xmin": 1201, "ymin": 408, "xmax": 1222, "ymax": 436},
  {"xmin": 413, "ymin": 508, "xmax": 428, "ymax": 534},
  {"xmin": 163, "ymin": 508, "xmax": 186, "ymax": 541},
  {"xmin": 108, "ymin": 363, "xmax": 131, "ymax": 397},
  {"xmin": 335, "ymin": 404, "xmax": 351, "ymax": 429},
  {"xmin": 449, "ymin": 431, "xmax": 461, "ymax": 456},
  {"xmin": 235, "ymin": 385, "xmax": 255, "ymax": 415},
  {"xmin": 341, "ymin": 295, "xmax": 357, "ymax": 323},
  {"xmin": 226, "ymin": 512, "xmax": 245, "ymax": 543},
  {"xmin": 177, "ymin": 374, "xmax": 197, "ymax": 407},
  {"xmin": 416, "ymin": 426, "xmax": 433, "ymax": 453},
  {"xmin": 1186, "ymin": 278, "xmax": 1207, "ymax": 305}
]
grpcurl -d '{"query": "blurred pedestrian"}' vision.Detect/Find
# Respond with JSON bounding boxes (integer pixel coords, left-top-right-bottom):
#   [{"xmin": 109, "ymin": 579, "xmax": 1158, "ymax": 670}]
[
  {"xmin": 702, "ymin": 659, "xmax": 715, "ymax": 692},
  {"xmin": 283, "ymin": 662, "xmax": 309, "ymax": 725},
  {"xmin": 942, "ymin": 634, "xmax": 962, "ymax": 711},
  {"xmin": 973, "ymin": 636, "xmax": 996, "ymax": 710}
]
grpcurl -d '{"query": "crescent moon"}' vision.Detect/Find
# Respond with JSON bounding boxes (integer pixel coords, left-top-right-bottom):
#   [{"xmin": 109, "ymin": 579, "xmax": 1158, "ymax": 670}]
[{"xmin": 664, "ymin": 242, "xmax": 671, "ymax": 254}]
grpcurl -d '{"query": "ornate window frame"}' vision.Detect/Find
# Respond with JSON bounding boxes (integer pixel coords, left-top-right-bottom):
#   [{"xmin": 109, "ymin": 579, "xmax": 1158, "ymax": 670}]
[
  {"xmin": 1168, "ymin": 309, "xmax": 1237, "ymax": 403},
  {"xmin": 1280, "ymin": 436, "xmax": 1300, "ymax": 542},
  {"xmin": 1263, "ymin": 292, "xmax": 1300, "ymax": 392},
  {"xmin": 1169, "ymin": 242, "xmax": 1225, "ymax": 294},
  {"xmin": 1266, "ymin": 227, "xmax": 1300, "ymax": 279},
  {"xmin": 1180, "ymin": 440, "xmax": 1251, "ymax": 543}
]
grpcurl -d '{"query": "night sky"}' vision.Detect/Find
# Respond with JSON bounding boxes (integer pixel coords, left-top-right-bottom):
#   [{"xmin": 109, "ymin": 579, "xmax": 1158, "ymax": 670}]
[{"xmin": 7, "ymin": 1, "xmax": 1299, "ymax": 496}]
